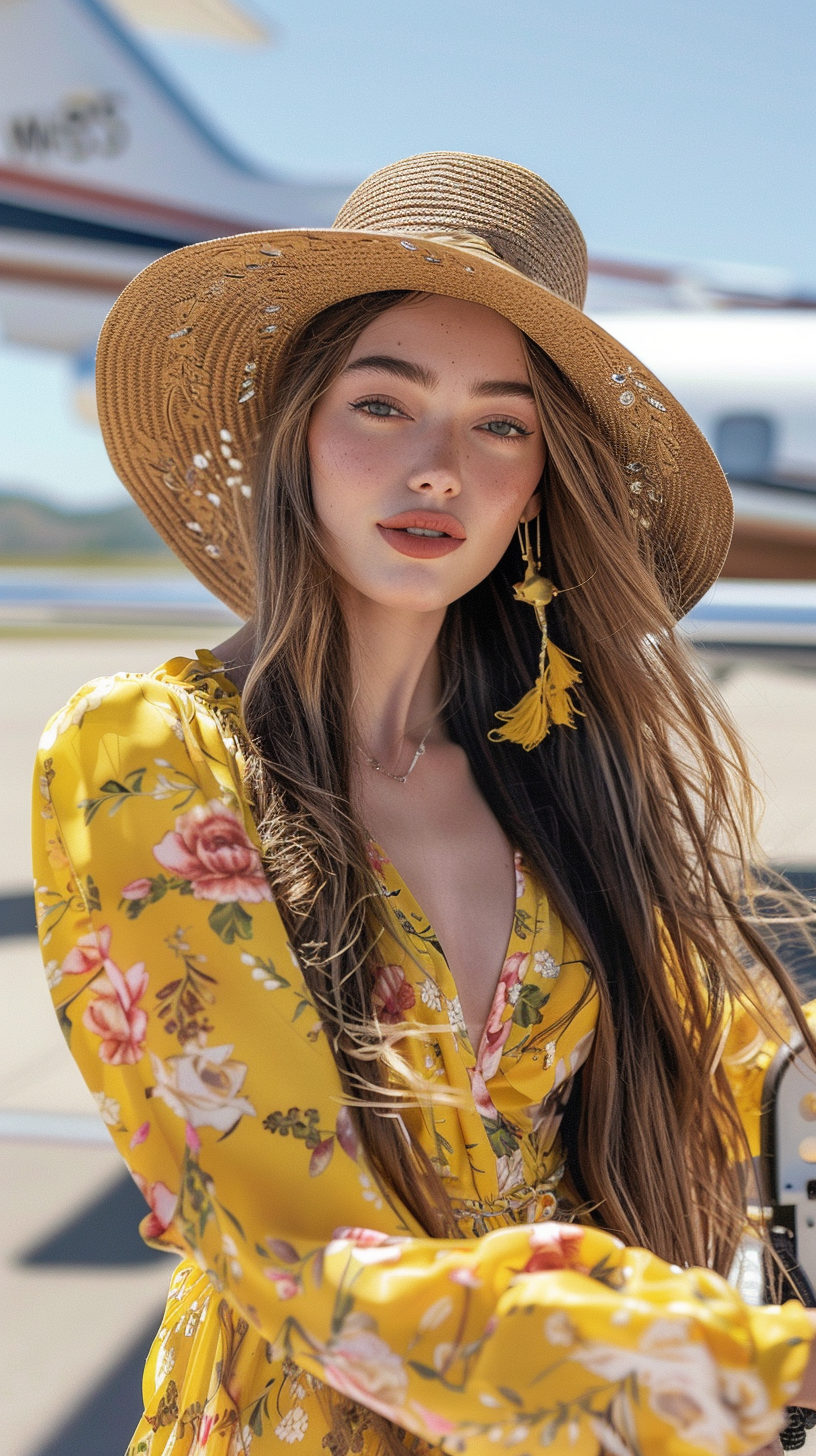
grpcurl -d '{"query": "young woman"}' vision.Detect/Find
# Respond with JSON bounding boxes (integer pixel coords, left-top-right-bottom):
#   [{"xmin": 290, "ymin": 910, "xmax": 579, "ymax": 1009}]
[{"xmin": 33, "ymin": 152, "xmax": 816, "ymax": 1456}]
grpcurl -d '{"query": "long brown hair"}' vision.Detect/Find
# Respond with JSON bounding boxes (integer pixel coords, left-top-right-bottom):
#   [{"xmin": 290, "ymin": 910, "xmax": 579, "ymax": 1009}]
[{"xmin": 242, "ymin": 289, "xmax": 816, "ymax": 1278}]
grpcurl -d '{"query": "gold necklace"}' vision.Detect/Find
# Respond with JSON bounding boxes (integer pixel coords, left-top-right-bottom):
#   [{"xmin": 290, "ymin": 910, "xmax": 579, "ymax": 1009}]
[{"xmin": 364, "ymin": 726, "xmax": 432, "ymax": 784}]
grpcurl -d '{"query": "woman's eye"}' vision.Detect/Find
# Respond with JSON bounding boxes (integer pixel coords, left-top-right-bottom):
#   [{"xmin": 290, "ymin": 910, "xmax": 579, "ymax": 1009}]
[
  {"xmin": 481, "ymin": 419, "xmax": 531, "ymax": 438},
  {"xmin": 352, "ymin": 398, "xmax": 403, "ymax": 418}
]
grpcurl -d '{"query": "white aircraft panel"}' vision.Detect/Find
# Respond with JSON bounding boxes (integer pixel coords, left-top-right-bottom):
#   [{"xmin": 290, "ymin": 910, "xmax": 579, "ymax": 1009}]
[
  {"xmin": 0, "ymin": 0, "xmax": 346, "ymax": 225},
  {"xmin": 0, "ymin": 282, "xmax": 116, "ymax": 351},
  {"xmin": 594, "ymin": 310, "xmax": 816, "ymax": 479}
]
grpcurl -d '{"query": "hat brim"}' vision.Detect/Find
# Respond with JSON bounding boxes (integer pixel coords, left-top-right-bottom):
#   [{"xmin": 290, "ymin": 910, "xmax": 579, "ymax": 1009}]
[{"xmin": 96, "ymin": 228, "xmax": 732, "ymax": 620}]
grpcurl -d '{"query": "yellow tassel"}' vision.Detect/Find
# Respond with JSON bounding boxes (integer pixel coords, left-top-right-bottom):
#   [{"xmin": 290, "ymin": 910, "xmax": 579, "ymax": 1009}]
[
  {"xmin": 488, "ymin": 520, "xmax": 582, "ymax": 751},
  {"xmin": 489, "ymin": 639, "xmax": 582, "ymax": 751},
  {"xmin": 544, "ymin": 640, "xmax": 582, "ymax": 728},
  {"xmin": 489, "ymin": 675, "xmax": 550, "ymax": 751}
]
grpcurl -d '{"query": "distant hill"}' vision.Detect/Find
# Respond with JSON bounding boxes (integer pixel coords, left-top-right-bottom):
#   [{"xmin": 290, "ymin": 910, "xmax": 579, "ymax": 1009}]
[{"xmin": 0, "ymin": 491, "xmax": 173, "ymax": 558}]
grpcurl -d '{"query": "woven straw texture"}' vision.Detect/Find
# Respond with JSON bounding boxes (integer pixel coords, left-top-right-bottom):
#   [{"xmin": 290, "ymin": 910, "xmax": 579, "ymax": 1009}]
[{"xmin": 95, "ymin": 151, "xmax": 732, "ymax": 621}]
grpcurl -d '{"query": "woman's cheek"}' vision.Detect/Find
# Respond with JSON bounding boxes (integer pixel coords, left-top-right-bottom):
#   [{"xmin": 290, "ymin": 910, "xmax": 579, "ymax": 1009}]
[{"xmin": 311, "ymin": 437, "xmax": 389, "ymax": 525}]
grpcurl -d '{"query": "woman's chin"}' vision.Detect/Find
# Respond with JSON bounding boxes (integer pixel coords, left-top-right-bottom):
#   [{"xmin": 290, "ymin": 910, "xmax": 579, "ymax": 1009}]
[
  {"xmin": 333, "ymin": 559, "xmax": 477, "ymax": 616},
  {"xmin": 357, "ymin": 586, "xmax": 458, "ymax": 615},
  {"xmin": 343, "ymin": 581, "xmax": 461, "ymax": 616}
]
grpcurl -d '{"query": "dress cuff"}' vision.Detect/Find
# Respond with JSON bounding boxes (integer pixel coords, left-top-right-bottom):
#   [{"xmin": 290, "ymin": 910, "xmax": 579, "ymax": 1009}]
[{"xmin": 747, "ymin": 1300, "xmax": 815, "ymax": 1410}]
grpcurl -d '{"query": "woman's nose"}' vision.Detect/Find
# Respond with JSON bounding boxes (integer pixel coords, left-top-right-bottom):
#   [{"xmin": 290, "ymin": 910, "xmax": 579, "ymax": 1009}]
[{"xmin": 405, "ymin": 431, "xmax": 461, "ymax": 497}]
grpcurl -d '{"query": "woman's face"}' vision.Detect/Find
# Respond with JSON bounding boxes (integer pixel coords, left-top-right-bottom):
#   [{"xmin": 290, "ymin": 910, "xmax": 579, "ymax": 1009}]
[{"xmin": 308, "ymin": 294, "xmax": 545, "ymax": 614}]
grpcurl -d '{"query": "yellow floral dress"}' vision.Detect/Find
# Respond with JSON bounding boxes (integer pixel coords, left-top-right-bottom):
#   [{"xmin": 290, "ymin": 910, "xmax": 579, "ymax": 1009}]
[{"xmin": 32, "ymin": 650, "xmax": 813, "ymax": 1456}]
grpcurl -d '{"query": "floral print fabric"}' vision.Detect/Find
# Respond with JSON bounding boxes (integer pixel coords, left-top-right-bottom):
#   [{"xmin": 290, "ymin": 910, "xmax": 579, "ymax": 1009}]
[{"xmin": 32, "ymin": 650, "xmax": 813, "ymax": 1456}]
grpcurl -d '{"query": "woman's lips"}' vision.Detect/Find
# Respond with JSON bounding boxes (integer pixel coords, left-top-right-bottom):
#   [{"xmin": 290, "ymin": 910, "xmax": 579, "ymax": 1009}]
[
  {"xmin": 377, "ymin": 527, "xmax": 464, "ymax": 558},
  {"xmin": 376, "ymin": 511, "xmax": 466, "ymax": 560}
]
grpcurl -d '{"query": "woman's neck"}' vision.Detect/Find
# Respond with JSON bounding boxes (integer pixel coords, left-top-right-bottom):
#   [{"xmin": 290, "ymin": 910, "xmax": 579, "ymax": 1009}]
[
  {"xmin": 340, "ymin": 584, "xmax": 446, "ymax": 769},
  {"xmin": 212, "ymin": 592, "xmax": 447, "ymax": 766}
]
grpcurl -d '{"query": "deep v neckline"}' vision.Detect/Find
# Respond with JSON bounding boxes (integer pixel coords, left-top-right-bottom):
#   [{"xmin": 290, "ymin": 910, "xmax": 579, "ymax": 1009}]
[
  {"xmin": 200, "ymin": 651, "xmax": 522, "ymax": 1057},
  {"xmin": 368, "ymin": 837, "xmax": 525, "ymax": 1060},
  {"xmin": 193, "ymin": 656, "xmax": 523, "ymax": 1061}
]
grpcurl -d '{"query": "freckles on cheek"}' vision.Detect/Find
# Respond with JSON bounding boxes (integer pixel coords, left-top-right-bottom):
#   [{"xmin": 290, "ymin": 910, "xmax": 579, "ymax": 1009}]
[{"xmin": 313, "ymin": 447, "xmax": 384, "ymax": 533}]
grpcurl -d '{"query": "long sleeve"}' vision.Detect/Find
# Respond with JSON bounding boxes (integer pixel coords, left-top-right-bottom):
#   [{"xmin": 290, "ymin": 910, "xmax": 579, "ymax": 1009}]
[{"xmin": 33, "ymin": 665, "xmax": 814, "ymax": 1456}]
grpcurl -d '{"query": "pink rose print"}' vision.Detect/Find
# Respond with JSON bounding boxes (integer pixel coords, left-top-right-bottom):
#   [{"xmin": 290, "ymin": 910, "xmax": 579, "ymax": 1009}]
[
  {"xmin": 514, "ymin": 851, "xmax": 526, "ymax": 899},
  {"xmin": 468, "ymin": 1066, "xmax": 499, "ymax": 1121},
  {"xmin": 332, "ymin": 1227, "xmax": 392, "ymax": 1247},
  {"xmin": 132, "ymin": 1172, "xmax": 177, "ymax": 1239},
  {"xmin": 153, "ymin": 799, "xmax": 272, "ymax": 903},
  {"xmin": 475, "ymin": 950, "xmax": 529, "ymax": 1079},
  {"xmin": 321, "ymin": 1322, "xmax": 407, "ymax": 1420},
  {"xmin": 449, "ymin": 1264, "xmax": 482, "ymax": 1289},
  {"xmin": 371, "ymin": 964, "xmax": 416, "ymax": 1024},
  {"xmin": 121, "ymin": 878, "xmax": 152, "ymax": 901},
  {"xmin": 263, "ymin": 1268, "xmax": 301, "ymax": 1299},
  {"xmin": 522, "ymin": 1223, "xmax": 585, "ymax": 1274},
  {"xmin": 409, "ymin": 1404, "xmax": 458, "ymax": 1439},
  {"xmin": 335, "ymin": 1105, "xmax": 360, "ymax": 1161},
  {"xmin": 129, "ymin": 1121, "xmax": 150, "ymax": 1149},
  {"xmin": 327, "ymin": 1227, "xmax": 407, "ymax": 1265},
  {"xmin": 197, "ymin": 1413, "xmax": 216, "ymax": 1447},
  {"xmin": 82, "ymin": 958, "xmax": 148, "ymax": 1064},
  {"xmin": 60, "ymin": 924, "xmax": 112, "ymax": 975},
  {"xmin": 366, "ymin": 842, "xmax": 390, "ymax": 877}
]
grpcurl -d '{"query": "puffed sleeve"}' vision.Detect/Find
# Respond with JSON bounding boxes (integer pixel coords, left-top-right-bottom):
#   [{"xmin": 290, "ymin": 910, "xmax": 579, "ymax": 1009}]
[{"xmin": 33, "ymin": 669, "xmax": 814, "ymax": 1456}]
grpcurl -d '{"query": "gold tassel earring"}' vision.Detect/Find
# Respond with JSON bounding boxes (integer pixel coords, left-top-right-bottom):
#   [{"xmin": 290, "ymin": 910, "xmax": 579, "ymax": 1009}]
[{"xmin": 489, "ymin": 518, "xmax": 582, "ymax": 751}]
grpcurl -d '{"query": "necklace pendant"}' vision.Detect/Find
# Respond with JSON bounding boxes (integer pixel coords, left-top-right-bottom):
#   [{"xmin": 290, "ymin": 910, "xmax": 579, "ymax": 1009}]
[{"xmin": 365, "ymin": 735, "xmax": 428, "ymax": 785}]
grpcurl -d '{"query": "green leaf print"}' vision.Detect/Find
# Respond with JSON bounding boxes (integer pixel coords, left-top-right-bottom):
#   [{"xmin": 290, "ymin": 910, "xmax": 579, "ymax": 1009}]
[
  {"xmin": 178, "ymin": 1148, "xmax": 216, "ymax": 1241},
  {"xmin": 513, "ymin": 906, "xmax": 534, "ymax": 940},
  {"xmin": 79, "ymin": 768, "xmax": 147, "ymax": 822},
  {"xmin": 262, "ymin": 1107, "xmax": 322, "ymax": 1148},
  {"xmin": 120, "ymin": 875, "xmax": 198, "ymax": 920},
  {"xmin": 392, "ymin": 906, "xmax": 444, "ymax": 957},
  {"xmin": 408, "ymin": 1362, "xmax": 439, "ymax": 1381},
  {"xmin": 332, "ymin": 1289, "xmax": 355, "ymax": 1335},
  {"xmin": 483, "ymin": 1116, "xmax": 520, "ymax": 1159},
  {"xmin": 217, "ymin": 1201, "xmax": 246, "ymax": 1241},
  {"xmin": 263, "ymin": 1109, "xmax": 339, "ymax": 1177},
  {"xmin": 588, "ymin": 1251, "xmax": 630, "ymax": 1291},
  {"xmin": 56, "ymin": 1002, "xmax": 73, "ymax": 1046},
  {"xmin": 122, "ymin": 873, "xmax": 170, "ymax": 918},
  {"xmin": 207, "ymin": 900, "xmax": 253, "ymax": 944},
  {"xmin": 512, "ymin": 983, "xmax": 550, "ymax": 1027}
]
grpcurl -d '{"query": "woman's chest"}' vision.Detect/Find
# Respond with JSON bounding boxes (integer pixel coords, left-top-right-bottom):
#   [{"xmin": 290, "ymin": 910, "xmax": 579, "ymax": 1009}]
[
  {"xmin": 358, "ymin": 743, "xmax": 519, "ymax": 1048},
  {"xmin": 370, "ymin": 844, "xmax": 598, "ymax": 1230}
]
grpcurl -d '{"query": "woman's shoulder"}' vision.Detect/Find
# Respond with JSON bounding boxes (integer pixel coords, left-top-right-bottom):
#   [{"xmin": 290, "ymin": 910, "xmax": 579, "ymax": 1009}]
[{"xmin": 37, "ymin": 648, "xmax": 242, "ymax": 762}]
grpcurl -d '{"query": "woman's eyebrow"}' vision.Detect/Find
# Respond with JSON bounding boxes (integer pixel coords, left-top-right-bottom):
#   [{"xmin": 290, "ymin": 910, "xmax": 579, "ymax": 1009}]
[
  {"xmin": 341, "ymin": 357, "xmax": 536, "ymax": 401},
  {"xmin": 470, "ymin": 378, "xmax": 536, "ymax": 400},
  {"xmin": 342, "ymin": 355, "xmax": 437, "ymax": 388}
]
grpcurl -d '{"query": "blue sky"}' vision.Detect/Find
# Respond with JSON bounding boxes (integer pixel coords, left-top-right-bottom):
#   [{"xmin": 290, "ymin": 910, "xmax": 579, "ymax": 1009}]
[{"xmin": 2, "ymin": 0, "xmax": 814, "ymax": 507}]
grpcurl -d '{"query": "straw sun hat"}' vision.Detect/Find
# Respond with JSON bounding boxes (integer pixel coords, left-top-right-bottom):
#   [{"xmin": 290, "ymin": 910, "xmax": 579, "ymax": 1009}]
[{"xmin": 96, "ymin": 151, "xmax": 732, "ymax": 621}]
